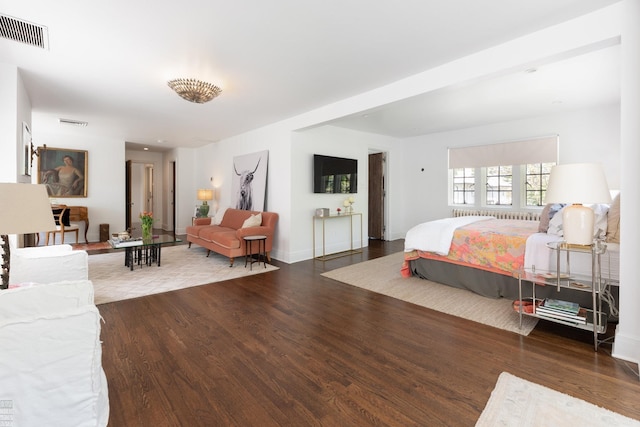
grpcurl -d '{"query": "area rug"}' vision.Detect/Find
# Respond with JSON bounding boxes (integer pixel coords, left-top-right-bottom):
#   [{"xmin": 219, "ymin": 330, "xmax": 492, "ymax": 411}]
[
  {"xmin": 89, "ymin": 245, "xmax": 279, "ymax": 304},
  {"xmin": 476, "ymin": 372, "xmax": 640, "ymax": 426},
  {"xmin": 321, "ymin": 252, "xmax": 538, "ymax": 335}
]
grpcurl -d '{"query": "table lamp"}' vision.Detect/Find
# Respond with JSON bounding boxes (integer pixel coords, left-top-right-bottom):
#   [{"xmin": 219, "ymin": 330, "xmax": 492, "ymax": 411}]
[
  {"xmin": 544, "ymin": 163, "xmax": 612, "ymax": 245},
  {"xmin": 197, "ymin": 188, "xmax": 213, "ymax": 217},
  {"xmin": 0, "ymin": 183, "xmax": 57, "ymax": 289}
]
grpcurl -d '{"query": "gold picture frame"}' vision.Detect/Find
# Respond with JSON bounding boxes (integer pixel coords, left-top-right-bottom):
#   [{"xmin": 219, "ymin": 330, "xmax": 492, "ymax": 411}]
[{"xmin": 37, "ymin": 147, "xmax": 88, "ymax": 197}]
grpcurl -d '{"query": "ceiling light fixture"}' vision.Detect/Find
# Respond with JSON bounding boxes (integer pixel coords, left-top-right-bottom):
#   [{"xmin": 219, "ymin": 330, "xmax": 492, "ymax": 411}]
[{"xmin": 167, "ymin": 78, "xmax": 222, "ymax": 104}]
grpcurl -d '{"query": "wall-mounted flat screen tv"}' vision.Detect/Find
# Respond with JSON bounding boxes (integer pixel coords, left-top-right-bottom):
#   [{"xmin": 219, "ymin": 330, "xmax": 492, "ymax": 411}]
[{"xmin": 313, "ymin": 154, "xmax": 357, "ymax": 194}]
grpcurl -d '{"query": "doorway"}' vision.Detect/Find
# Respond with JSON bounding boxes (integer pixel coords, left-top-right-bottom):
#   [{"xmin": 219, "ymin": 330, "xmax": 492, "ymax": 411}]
[
  {"xmin": 126, "ymin": 161, "xmax": 154, "ymax": 233},
  {"xmin": 368, "ymin": 152, "xmax": 386, "ymax": 240}
]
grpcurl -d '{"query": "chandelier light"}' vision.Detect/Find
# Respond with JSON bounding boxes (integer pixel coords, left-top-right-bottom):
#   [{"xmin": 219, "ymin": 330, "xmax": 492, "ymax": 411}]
[{"xmin": 167, "ymin": 78, "xmax": 222, "ymax": 104}]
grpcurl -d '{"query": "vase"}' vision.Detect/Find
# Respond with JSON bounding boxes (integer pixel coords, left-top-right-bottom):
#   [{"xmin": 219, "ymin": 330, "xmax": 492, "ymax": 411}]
[{"xmin": 142, "ymin": 223, "xmax": 152, "ymax": 239}]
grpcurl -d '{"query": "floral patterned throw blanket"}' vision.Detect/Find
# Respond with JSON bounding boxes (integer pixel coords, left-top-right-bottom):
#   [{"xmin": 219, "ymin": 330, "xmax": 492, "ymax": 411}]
[{"xmin": 402, "ymin": 218, "xmax": 539, "ymax": 278}]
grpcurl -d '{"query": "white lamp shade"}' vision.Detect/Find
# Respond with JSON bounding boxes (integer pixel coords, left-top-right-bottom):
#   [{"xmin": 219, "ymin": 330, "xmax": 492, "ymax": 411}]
[
  {"xmin": 544, "ymin": 163, "xmax": 611, "ymax": 245},
  {"xmin": 544, "ymin": 163, "xmax": 612, "ymax": 205},
  {"xmin": 0, "ymin": 183, "xmax": 56, "ymax": 234},
  {"xmin": 197, "ymin": 189, "xmax": 213, "ymax": 201}
]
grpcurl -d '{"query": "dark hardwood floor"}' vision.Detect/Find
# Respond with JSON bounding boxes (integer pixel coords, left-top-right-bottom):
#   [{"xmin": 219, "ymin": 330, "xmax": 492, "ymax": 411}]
[{"xmin": 98, "ymin": 239, "xmax": 640, "ymax": 426}]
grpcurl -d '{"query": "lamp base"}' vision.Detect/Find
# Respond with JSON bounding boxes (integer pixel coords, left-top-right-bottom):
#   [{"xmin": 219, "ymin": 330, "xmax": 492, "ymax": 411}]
[
  {"xmin": 1, "ymin": 234, "xmax": 10, "ymax": 289},
  {"xmin": 562, "ymin": 204, "xmax": 594, "ymax": 245},
  {"xmin": 198, "ymin": 203, "xmax": 210, "ymax": 218}
]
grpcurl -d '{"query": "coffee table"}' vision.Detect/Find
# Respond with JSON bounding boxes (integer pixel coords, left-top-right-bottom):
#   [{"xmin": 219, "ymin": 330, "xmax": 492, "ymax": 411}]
[{"xmin": 109, "ymin": 235, "xmax": 182, "ymax": 270}]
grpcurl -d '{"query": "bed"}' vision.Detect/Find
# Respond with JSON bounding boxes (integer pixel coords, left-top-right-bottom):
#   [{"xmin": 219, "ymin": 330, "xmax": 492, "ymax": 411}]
[{"xmin": 401, "ymin": 196, "xmax": 620, "ymax": 311}]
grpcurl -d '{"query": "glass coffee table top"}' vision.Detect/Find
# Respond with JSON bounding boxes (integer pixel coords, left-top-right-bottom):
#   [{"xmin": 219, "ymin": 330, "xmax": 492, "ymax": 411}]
[
  {"xmin": 109, "ymin": 234, "xmax": 182, "ymax": 270},
  {"xmin": 109, "ymin": 234, "xmax": 181, "ymax": 247}
]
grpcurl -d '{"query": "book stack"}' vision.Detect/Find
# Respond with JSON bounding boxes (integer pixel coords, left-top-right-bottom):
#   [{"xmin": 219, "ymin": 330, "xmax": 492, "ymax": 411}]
[
  {"xmin": 110, "ymin": 237, "xmax": 143, "ymax": 248},
  {"xmin": 535, "ymin": 298, "xmax": 587, "ymax": 324}
]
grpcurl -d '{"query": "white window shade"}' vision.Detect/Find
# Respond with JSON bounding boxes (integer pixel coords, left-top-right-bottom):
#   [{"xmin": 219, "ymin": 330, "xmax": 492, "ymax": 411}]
[{"xmin": 448, "ymin": 136, "xmax": 558, "ymax": 169}]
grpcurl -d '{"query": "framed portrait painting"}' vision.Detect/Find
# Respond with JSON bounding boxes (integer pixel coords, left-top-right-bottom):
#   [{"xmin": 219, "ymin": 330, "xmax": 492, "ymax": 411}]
[{"xmin": 37, "ymin": 147, "xmax": 88, "ymax": 197}]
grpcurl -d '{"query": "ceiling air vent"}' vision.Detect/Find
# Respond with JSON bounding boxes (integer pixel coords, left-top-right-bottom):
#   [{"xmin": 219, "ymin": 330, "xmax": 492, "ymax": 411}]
[
  {"xmin": 0, "ymin": 14, "xmax": 49, "ymax": 49},
  {"xmin": 59, "ymin": 118, "xmax": 88, "ymax": 127}
]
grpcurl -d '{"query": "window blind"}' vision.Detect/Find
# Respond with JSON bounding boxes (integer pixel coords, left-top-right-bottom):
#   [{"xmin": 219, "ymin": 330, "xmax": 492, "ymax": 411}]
[{"xmin": 448, "ymin": 136, "xmax": 558, "ymax": 169}]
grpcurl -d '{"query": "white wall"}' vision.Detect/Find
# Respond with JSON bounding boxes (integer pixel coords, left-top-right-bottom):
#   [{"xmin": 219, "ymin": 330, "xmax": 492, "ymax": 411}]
[
  {"xmin": 168, "ymin": 147, "xmax": 197, "ymax": 235},
  {"xmin": 613, "ymin": 0, "xmax": 640, "ymax": 366},
  {"xmin": 0, "ymin": 63, "xmax": 30, "ymax": 184},
  {"xmin": 400, "ymin": 104, "xmax": 621, "ymax": 233},
  {"xmin": 30, "ymin": 128, "xmax": 126, "ymax": 243},
  {"xmin": 288, "ymin": 126, "xmax": 402, "ymax": 261},
  {"xmin": 16, "ymin": 72, "xmax": 32, "ymax": 184}
]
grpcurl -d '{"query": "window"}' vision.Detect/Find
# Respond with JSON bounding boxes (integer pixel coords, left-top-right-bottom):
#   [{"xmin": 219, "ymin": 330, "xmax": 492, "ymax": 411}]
[
  {"xmin": 525, "ymin": 162, "xmax": 555, "ymax": 206},
  {"xmin": 448, "ymin": 136, "xmax": 559, "ymax": 208},
  {"xmin": 486, "ymin": 165, "xmax": 512, "ymax": 205},
  {"xmin": 452, "ymin": 168, "xmax": 475, "ymax": 204}
]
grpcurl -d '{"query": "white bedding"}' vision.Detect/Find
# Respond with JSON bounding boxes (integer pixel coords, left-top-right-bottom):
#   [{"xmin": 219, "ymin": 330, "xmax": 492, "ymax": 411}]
[
  {"xmin": 404, "ymin": 216, "xmax": 493, "ymax": 255},
  {"xmin": 524, "ymin": 233, "xmax": 620, "ymax": 282}
]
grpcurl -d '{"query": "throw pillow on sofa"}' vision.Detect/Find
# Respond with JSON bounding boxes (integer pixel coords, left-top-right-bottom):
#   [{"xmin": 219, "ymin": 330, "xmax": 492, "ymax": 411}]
[
  {"xmin": 242, "ymin": 213, "xmax": 262, "ymax": 228},
  {"xmin": 213, "ymin": 207, "xmax": 228, "ymax": 225}
]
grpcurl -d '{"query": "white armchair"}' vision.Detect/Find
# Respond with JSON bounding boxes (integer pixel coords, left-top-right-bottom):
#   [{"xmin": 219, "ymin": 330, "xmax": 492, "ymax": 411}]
[
  {"xmin": 0, "ymin": 280, "xmax": 109, "ymax": 427},
  {"xmin": 9, "ymin": 243, "xmax": 88, "ymax": 285}
]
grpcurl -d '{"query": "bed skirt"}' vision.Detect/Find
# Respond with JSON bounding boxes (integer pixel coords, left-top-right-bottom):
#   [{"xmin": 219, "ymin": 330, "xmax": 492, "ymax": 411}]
[{"xmin": 407, "ymin": 257, "xmax": 617, "ymax": 313}]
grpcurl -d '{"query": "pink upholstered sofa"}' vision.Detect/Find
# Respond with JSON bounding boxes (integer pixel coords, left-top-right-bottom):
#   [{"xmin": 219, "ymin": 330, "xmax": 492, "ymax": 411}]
[{"xmin": 186, "ymin": 208, "xmax": 278, "ymax": 266}]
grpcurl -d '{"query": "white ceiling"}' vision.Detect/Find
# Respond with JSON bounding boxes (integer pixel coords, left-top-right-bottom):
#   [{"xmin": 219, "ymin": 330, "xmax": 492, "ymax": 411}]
[
  {"xmin": 1, "ymin": 0, "xmax": 620, "ymax": 151},
  {"xmin": 326, "ymin": 44, "xmax": 620, "ymax": 138}
]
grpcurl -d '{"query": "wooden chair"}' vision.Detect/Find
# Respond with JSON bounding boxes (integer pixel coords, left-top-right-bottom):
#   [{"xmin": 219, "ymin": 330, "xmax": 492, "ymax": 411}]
[{"xmin": 45, "ymin": 205, "xmax": 80, "ymax": 245}]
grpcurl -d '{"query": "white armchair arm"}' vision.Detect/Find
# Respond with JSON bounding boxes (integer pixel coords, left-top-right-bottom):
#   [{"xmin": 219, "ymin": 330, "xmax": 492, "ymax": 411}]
[{"xmin": 9, "ymin": 244, "xmax": 88, "ymax": 285}]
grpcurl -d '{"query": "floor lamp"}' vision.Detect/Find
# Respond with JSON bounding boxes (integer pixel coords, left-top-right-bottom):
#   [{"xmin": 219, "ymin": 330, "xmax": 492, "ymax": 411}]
[
  {"xmin": 0, "ymin": 183, "xmax": 56, "ymax": 289},
  {"xmin": 544, "ymin": 163, "xmax": 612, "ymax": 246}
]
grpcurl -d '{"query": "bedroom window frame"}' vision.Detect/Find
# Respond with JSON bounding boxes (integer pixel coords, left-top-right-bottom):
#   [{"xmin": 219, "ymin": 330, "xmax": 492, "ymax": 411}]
[
  {"xmin": 448, "ymin": 135, "xmax": 558, "ymax": 210},
  {"xmin": 524, "ymin": 162, "xmax": 555, "ymax": 207},
  {"xmin": 452, "ymin": 167, "xmax": 475, "ymax": 205},
  {"xmin": 485, "ymin": 165, "xmax": 513, "ymax": 206}
]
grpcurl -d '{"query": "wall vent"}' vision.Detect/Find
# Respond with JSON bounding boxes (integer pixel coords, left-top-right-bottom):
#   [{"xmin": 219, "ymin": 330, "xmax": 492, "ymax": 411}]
[
  {"xmin": 0, "ymin": 14, "xmax": 49, "ymax": 49},
  {"xmin": 59, "ymin": 118, "xmax": 88, "ymax": 127}
]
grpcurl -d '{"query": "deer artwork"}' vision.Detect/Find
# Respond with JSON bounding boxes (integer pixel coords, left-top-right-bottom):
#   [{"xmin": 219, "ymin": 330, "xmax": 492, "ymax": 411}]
[{"xmin": 234, "ymin": 157, "xmax": 261, "ymax": 210}]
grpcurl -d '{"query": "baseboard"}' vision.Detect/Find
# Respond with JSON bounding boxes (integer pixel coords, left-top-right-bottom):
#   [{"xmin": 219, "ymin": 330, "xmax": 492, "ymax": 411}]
[{"xmin": 612, "ymin": 324, "xmax": 640, "ymax": 369}]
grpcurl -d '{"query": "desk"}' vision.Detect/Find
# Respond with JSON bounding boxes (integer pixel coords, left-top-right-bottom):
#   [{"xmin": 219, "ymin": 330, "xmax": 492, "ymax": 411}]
[
  {"xmin": 313, "ymin": 213, "xmax": 363, "ymax": 260},
  {"xmin": 67, "ymin": 206, "xmax": 89, "ymax": 243}
]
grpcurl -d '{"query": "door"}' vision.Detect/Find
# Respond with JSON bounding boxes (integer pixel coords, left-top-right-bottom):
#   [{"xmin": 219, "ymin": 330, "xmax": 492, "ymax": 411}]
[
  {"xmin": 126, "ymin": 161, "xmax": 153, "ymax": 233},
  {"xmin": 171, "ymin": 161, "xmax": 176, "ymax": 238},
  {"xmin": 125, "ymin": 160, "xmax": 132, "ymax": 231},
  {"xmin": 145, "ymin": 165, "xmax": 154, "ymax": 214},
  {"xmin": 368, "ymin": 152, "xmax": 385, "ymax": 240}
]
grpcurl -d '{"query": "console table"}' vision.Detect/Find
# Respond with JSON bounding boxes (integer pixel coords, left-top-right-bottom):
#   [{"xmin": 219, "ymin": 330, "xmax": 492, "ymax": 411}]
[{"xmin": 313, "ymin": 213, "xmax": 363, "ymax": 260}]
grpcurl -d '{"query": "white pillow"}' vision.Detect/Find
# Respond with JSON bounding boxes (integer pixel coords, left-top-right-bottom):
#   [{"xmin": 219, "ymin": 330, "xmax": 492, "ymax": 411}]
[
  {"xmin": 591, "ymin": 203, "xmax": 609, "ymax": 239},
  {"xmin": 213, "ymin": 207, "xmax": 227, "ymax": 225},
  {"xmin": 547, "ymin": 206, "xmax": 565, "ymax": 236},
  {"xmin": 242, "ymin": 213, "xmax": 262, "ymax": 228}
]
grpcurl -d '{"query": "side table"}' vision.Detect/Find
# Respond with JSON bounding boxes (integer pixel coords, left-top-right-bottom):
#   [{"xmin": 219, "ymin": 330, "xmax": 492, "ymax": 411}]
[{"xmin": 244, "ymin": 235, "xmax": 267, "ymax": 270}]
